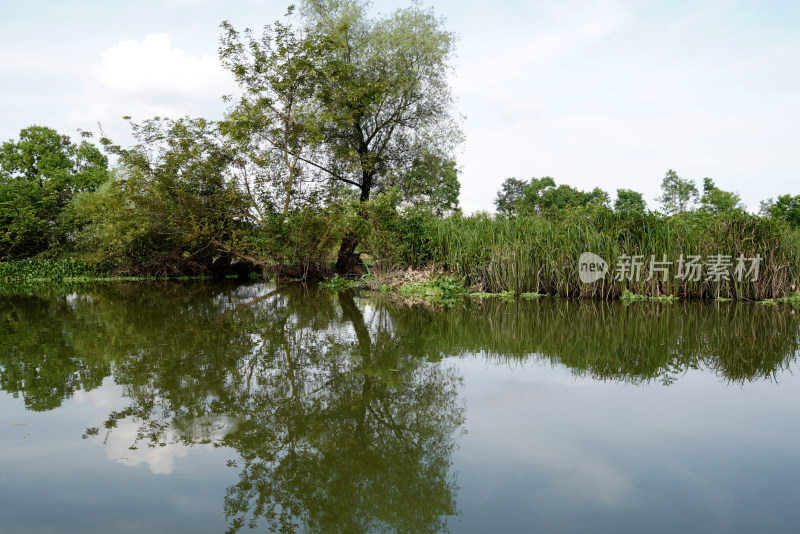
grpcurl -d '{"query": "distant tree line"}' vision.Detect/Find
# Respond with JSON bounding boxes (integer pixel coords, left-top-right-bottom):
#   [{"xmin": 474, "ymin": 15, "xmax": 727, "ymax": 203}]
[{"xmin": 494, "ymin": 169, "xmax": 799, "ymax": 228}]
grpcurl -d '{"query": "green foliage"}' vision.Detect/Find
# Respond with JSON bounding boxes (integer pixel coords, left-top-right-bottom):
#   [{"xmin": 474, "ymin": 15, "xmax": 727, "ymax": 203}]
[
  {"xmin": 494, "ymin": 178, "xmax": 526, "ymax": 217},
  {"xmin": 238, "ymin": 200, "xmax": 357, "ymax": 278},
  {"xmin": 0, "ymin": 126, "xmax": 109, "ymax": 259},
  {"xmin": 0, "ymin": 258, "xmax": 95, "ymax": 281},
  {"xmin": 219, "ymin": 8, "xmax": 327, "ymax": 216},
  {"xmin": 386, "ymin": 155, "xmax": 461, "ymax": 216},
  {"xmin": 494, "ymin": 176, "xmax": 610, "ymax": 216},
  {"xmin": 319, "ymin": 274, "xmax": 361, "ymax": 292},
  {"xmin": 768, "ymin": 194, "xmax": 800, "ymax": 229},
  {"xmin": 469, "ymin": 290, "xmax": 515, "ymax": 301},
  {"xmin": 398, "ymin": 275, "xmax": 466, "ymax": 303},
  {"xmin": 620, "ymin": 290, "xmax": 677, "ymax": 303},
  {"xmin": 520, "ymin": 292, "xmax": 547, "ymax": 299},
  {"xmin": 759, "ymin": 292, "xmax": 800, "ymax": 305},
  {"xmin": 700, "ymin": 178, "xmax": 745, "ymax": 215},
  {"xmin": 614, "ymin": 189, "xmax": 647, "ymax": 215},
  {"xmin": 76, "ymin": 118, "xmax": 246, "ymax": 275},
  {"xmin": 355, "ymin": 189, "xmax": 439, "ymax": 274},
  {"xmin": 657, "ymin": 169, "xmax": 698, "ymax": 214}
]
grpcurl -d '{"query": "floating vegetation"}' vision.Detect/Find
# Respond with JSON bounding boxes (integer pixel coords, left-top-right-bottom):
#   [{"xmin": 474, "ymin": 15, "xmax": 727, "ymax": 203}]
[
  {"xmin": 520, "ymin": 292, "xmax": 548, "ymax": 299},
  {"xmin": 469, "ymin": 291, "xmax": 516, "ymax": 301},
  {"xmin": 759, "ymin": 292, "xmax": 800, "ymax": 306},
  {"xmin": 0, "ymin": 258, "xmax": 96, "ymax": 282},
  {"xmin": 620, "ymin": 290, "xmax": 677, "ymax": 303},
  {"xmin": 398, "ymin": 276, "xmax": 466, "ymax": 303}
]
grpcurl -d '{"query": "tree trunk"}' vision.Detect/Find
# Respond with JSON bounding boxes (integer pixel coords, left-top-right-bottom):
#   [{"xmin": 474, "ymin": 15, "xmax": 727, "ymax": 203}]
[
  {"xmin": 335, "ymin": 232, "xmax": 359, "ymax": 275},
  {"xmin": 334, "ymin": 172, "xmax": 372, "ymax": 275}
]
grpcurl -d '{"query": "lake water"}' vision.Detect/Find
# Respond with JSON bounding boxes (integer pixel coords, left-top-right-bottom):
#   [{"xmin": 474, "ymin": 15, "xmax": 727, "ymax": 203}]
[{"xmin": 1, "ymin": 281, "xmax": 799, "ymax": 533}]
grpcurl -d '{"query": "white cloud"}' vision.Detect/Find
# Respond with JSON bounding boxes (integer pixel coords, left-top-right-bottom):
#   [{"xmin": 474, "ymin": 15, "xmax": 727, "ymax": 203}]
[
  {"xmin": 67, "ymin": 33, "xmax": 237, "ymax": 142},
  {"xmin": 95, "ymin": 33, "xmax": 229, "ymax": 98}
]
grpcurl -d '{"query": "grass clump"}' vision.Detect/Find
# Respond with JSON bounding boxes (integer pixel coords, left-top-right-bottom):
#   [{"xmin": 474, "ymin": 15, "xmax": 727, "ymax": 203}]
[{"xmin": 319, "ymin": 275, "xmax": 361, "ymax": 293}]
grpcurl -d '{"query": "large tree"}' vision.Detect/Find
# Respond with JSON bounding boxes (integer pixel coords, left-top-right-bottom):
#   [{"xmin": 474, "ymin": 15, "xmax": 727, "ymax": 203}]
[
  {"xmin": 221, "ymin": 0, "xmax": 461, "ymax": 273},
  {"xmin": 0, "ymin": 126, "xmax": 108, "ymax": 259}
]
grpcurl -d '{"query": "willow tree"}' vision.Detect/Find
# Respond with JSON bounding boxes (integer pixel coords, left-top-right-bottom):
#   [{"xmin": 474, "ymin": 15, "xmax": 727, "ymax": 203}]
[
  {"xmin": 221, "ymin": 0, "xmax": 461, "ymax": 273},
  {"xmin": 306, "ymin": 0, "xmax": 461, "ymax": 272}
]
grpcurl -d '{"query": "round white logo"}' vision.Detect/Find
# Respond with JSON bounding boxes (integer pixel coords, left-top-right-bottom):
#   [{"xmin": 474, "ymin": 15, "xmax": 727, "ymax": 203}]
[{"xmin": 578, "ymin": 252, "xmax": 608, "ymax": 283}]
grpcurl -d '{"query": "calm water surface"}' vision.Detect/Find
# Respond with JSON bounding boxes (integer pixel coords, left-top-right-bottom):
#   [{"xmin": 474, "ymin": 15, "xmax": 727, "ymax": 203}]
[{"xmin": 1, "ymin": 281, "xmax": 799, "ymax": 533}]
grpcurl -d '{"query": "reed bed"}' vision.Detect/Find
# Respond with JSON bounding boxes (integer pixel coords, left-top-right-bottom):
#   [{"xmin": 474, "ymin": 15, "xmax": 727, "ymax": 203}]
[{"xmin": 428, "ymin": 210, "xmax": 800, "ymax": 300}]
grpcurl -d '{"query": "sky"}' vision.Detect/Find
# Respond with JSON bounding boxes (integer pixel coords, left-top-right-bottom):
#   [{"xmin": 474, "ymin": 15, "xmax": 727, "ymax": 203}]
[{"xmin": 1, "ymin": 0, "xmax": 799, "ymax": 213}]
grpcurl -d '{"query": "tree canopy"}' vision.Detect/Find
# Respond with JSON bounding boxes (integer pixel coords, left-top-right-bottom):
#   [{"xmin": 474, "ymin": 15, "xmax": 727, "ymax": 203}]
[
  {"xmin": 493, "ymin": 176, "xmax": 609, "ymax": 216},
  {"xmin": 614, "ymin": 188, "xmax": 647, "ymax": 215},
  {"xmin": 768, "ymin": 194, "xmax": 800, "ymax": 229},
  {"xmin": 699, "ymin": 177, "xmax": 745, "ymax": 215},
  {"xmin": 0, "ymin": 126, "xmax": 108, "ymax": 259},
  {"xmin": 657, "ymin": 169, "xmax": 698, "ymax": 215}
]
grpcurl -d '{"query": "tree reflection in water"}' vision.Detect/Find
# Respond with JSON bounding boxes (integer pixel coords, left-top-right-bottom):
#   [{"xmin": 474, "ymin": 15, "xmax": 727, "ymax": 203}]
[{"xmin": 2, "ymin": 281, "xmax": 800, "ymax": 532}]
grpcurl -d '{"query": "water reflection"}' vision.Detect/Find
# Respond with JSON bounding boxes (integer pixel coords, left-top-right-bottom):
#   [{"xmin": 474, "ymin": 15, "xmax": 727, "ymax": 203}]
[{"xmin": 2, "ymin": 282, "xmax": 800, "ymax": 532}]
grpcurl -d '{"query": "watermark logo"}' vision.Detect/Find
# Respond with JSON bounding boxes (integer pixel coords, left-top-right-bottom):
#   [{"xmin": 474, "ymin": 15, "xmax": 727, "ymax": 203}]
[
  {"xmin": 578, "ymin": 252, "xmax": 609, "ymax": 283},
  {"xmin": 577, "ymin": 252, "xmax": 761, "ymax": 284}
]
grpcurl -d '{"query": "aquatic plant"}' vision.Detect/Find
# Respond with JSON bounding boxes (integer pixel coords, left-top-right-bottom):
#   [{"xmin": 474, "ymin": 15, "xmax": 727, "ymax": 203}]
[
  {"xmin": 319, "ymin": 275, "xmax": 361, "ymax": 293},
  {"xmin": 428, "ymin": 210, "xmax": 800, "ymax": 300},
  {"xmin": 0, "ymin": 258, "xmax": 96, "ymax": 282},
  {"xmin": 398, "ymin": 276, "xmax": 467, "ymax": 303}
]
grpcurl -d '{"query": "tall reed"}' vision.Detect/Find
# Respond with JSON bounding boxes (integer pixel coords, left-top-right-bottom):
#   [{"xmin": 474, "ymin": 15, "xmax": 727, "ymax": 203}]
[{"xmin": 428, "ymin": 209, "xmax": 800, "ymax": 299}]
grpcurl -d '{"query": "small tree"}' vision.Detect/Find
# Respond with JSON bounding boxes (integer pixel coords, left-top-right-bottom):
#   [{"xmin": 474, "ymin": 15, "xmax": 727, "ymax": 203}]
[
  {"xmin": 657, "ymin": 169, "xmax": 698, "ymax": 215},
  {"xmin": 768, "ymin": 194, "xmax": 800, "ymax": 228},
  {"xmin": 614, "ymin": 188, "xmax": 647, "ymax": 215},
  {"xmin": 494, "ymin": 178, "xmax": 526, "ymax": 216},
  {"xmin": 699, "ymin": 178, "xmax": 745, "ymax": 214},
  {"xmin": 82, "ymin": 117, "xmax": 247, "ymax": 274}
]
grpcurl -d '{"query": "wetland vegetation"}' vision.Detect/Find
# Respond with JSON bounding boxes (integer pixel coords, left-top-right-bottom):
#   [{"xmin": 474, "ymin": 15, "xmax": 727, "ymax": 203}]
[{"xmin": 1, "ymin": 1, "xmax": 798, "ymax": 300}]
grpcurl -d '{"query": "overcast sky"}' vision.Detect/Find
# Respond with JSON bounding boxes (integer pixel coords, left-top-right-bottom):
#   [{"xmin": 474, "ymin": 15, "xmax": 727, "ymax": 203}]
[{"xmin": 2, "ymin": 0, "xmax": 798, "ymax": 213}]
